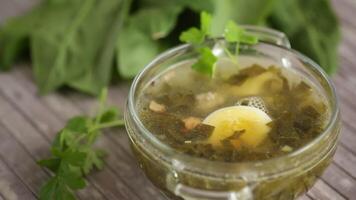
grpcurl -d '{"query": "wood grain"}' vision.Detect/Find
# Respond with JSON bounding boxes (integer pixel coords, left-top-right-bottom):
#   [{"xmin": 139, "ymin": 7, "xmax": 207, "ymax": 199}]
[{"xmin": 0, "ymin": 157, "xmax": 36, "ymax": 200}]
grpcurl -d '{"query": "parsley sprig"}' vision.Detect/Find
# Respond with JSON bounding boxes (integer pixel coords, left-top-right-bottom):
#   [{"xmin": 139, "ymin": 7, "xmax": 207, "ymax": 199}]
[
  {"xmin": 37, "ymin": 89, "xmax": 124, "ymax": 200},
  {"xmin": 179, "ymin": 11, "xmax": 258, "ymax": 77}
]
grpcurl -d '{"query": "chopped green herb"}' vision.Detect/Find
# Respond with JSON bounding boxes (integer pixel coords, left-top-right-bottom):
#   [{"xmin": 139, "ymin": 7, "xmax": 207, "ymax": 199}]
[
  {"xmin": 200, "ymin": 11, "xmax": 213, "ymax": 36},
  {"xmin": 179, "ymin": 27, "xmax": 205, "ymax": 45},
  {"xmin": 185, "ymin": 123, "xmax": 215, "ymax": 141},
  {"xmin": 228, "ymin": 64, "xmax": 266, "ymax": 85}
]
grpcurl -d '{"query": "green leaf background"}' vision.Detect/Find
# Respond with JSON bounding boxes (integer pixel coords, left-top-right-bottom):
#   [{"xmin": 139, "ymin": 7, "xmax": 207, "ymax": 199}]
[{"xmin": 0, "ymin": 0, "xmax": 340, "ymax": 95}]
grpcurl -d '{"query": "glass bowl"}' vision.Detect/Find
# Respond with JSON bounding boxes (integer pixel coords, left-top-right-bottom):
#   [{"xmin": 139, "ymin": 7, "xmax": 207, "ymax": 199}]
[{"xmin": 124, "ymin": 26, "xmax": 341, "ymax": 200}]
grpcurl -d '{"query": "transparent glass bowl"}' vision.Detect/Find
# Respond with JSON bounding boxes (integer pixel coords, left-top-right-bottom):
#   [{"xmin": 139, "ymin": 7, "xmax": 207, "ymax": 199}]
[{"xmin": 124, "ymin": 26, "xmax": 341, "ymax": 200}]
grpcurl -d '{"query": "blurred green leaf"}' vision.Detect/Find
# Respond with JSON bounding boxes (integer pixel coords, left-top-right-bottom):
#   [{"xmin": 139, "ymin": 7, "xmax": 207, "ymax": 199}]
[
  {"xmin": 117, "ymin": 25, "xmax": 160, "ymax": 78},
  {"xmin": 268, "ymin": 0, "xmax": 340, "ymax": 74},
  {"xmin": 224, "ymin": 20, "xmax": 244, "ymax": 42},
  {"xmin": 39, "ymin": 177, "xmax": 59, "ymax": 200},
  {"xmin": 37, "ymin": 158, "xmax": 61, "ymax": 173},
  {"xmin": 224, "ymin": 21, "xmax": 258, "ymax": 44},
  {"xmin": 130, "ymin": 6, "xmax": 183, "ymax": 40},
  {"xmin": 0, "ymin": 4, "xmax": 44, "ymax": 70},
  {"xmin": 31, "ymin": 0, "xmax": 125, "ymax": 95},
  {"xmin": 139, "ymin": 0, "xmax": 214, "ymax": 12},
  {"xmin": 117, "ymin": 4, "xmax": 182, "ymax": 78},
  {"xmin": 210, "ymin": 0, "xmax": 277, "ymax": 36}
]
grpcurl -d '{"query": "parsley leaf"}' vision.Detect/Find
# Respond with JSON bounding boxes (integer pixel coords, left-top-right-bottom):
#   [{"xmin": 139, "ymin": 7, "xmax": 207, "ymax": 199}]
[
  {"xmin": 180, "ymin": 12, "xmax": 258, "ymax": 77},
  {"xmin": 37, "ymin": 88, "xmax": 124, "ymax": 200},
  {"xmin": 179, "ymin": 27, "xmax": 205, "ymax": 45},
  {"xmin": 225, "ymin": 21, "xmax": 258, "ymax": 44},
  {"xmin": 200, "ymin": 11, "xmax": 212, "ymax": 36},
  {"xmin": 224, "ymin": 20, "xmax": 244, "ymax": 43},
  {"xmin": 192, "ymin": 47, "xmax": 217, "ymax": 76},
  {"xmin": 179, "ymin": 11, "xmax": 217, "ymax": 77}
]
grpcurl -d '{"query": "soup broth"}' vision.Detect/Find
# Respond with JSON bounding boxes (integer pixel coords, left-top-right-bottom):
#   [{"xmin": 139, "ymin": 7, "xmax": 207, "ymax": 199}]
[{"xmin": 137, "ymin": 59, "xmax": 330, "ymax": 163}]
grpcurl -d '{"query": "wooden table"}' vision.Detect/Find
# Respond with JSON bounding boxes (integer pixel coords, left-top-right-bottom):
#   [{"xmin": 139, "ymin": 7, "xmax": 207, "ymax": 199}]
[{"xmin": 0, "ymin": 0, "xmax": 355, "ymax": 199}]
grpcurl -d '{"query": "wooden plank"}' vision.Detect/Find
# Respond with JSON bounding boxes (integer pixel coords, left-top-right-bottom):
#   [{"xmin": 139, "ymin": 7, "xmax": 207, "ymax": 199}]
[
  {"xmin": 322, "ymin": 163, "xmax": 356, "ymax": 199},
  {"xmin": 328, "ymin": 88, "xmax": 356, "ymax": 155},
  {"xmin": 0, "ymin": 158, "xmax": 36, "ymax": 200},
  {"xmin": 308, "ymin": 180, "xmax": 346, "ymax": 200},
  {"xmin": 339, "ymin": 38, "xmax": 355, "ymax": 65},
  {"xmin": 334, "ymin": 145, "xmax": 356, "ymax": 179},
  {"xmin": 0, "ymin": 95, "xmax": 104, "ymax": 200},
  {"xmin": 0, "ymin": 73, "xmax": 64, "ymax": 140},
  {"xmin": 339, "ymin": 48, "xmax": 356, "ymax": 74},
  {"xmin": 341, "ymin": 27, "xmax": 356, "ymax": 52},
  {"xmin": 13, "ymin": 66, "xmax": 165, "ymax": 200},
  {"xmin": 334, "ymin": 75, "xmax": 356, "ymax": 140},
  {"xmin": 0, "ymin": 122, "xmax": 47, "ymax": 197},
  {"xmin": 343, "ymin": 0, "xmax": 356, "ymax": 7},
  {"xmin": 332, "ymin": 0, "xmax": 356, "ymax": 30},
  {"xmin": 339, "ymin": 48, "xmax": 356, "ymax": 83},
  {"xmin": 0, "ymin": 95, "xmax": 50, "ymax": 159},
  {"xmin": 339, "ymin": 66, "xmax": 356, "ymax": 94},
  {"xmin": 338, "ymin": 125, "xmax": 356, "ymax": 155},
  {"xmin": 334, "ymin": 78, "xmax": 356, "ymax": 115}
]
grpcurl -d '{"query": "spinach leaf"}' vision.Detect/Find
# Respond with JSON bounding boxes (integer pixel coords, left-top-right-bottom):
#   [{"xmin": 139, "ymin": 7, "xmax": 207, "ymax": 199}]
[
  {"xmin": 139, "ymin": 0, "xmax": 214, "ymax": 12},
  {"xmin": 0, "ymin": 4, "xmax": 45, "ymax": 70},
  {"xmin": 268, "ymin": 0, "xmax": 340, "ymax": 74},
  {"xmin": 67, "ymin": 0, "xmax": 128, "ymax": 94},
  {"xmin": 31, "ymin": 0, "xmax": 126, "ymax": 95},
  {"xmin": 129, "ymin": 6, "xmax": 183, "ymax": 40},
  {"xmin": 117, "ymin": 5, "xmax": 182, "ymax": 78},
  {"xmin": 116, "ymin": 24, "xmax": 160, "ymax": 78},
  {"xmin": 178, "ymin": 0, "xmax": 214, "ymax": 12},
  {"xmin": 210, "ymin": 0, "xmax": 277, "ymax": 36}
]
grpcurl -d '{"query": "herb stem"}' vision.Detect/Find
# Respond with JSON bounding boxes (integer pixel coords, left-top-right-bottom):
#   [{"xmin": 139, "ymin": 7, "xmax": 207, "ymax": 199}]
[
  {"xmin": 223, "ymin": 47, "xmax": 238, "ymax": 64},
  {"xmin": 89, "ymin": 120, "xmax": 125, "ymax": 132}
]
